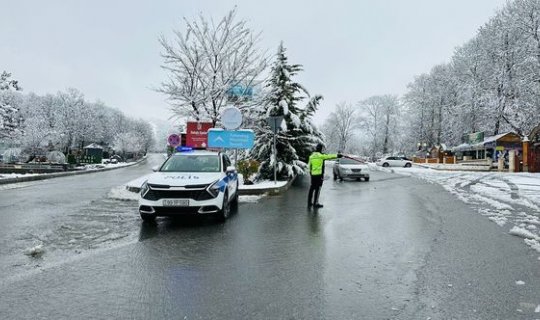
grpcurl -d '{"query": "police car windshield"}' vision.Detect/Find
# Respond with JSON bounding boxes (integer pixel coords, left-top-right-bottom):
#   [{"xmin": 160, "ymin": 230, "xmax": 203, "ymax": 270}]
[{"xmin": 161, "ymin": 155, "xmax": 220, "ymax": 172}]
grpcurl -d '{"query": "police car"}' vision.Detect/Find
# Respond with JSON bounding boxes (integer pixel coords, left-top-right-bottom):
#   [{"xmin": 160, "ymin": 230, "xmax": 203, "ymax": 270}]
[{"xmin": 138, "ymin": 149, "xmax": 239, "ymax": 222}]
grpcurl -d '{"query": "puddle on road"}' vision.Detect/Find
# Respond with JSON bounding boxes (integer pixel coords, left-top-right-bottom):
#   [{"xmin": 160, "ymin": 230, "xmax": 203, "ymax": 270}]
[
  {"xmin": 1, "ymin": 185, "xmax": 265, "ymax": 285},
  {"xmin": 1, "ymin": 197, "xmax": 140, "ymax": 285}
]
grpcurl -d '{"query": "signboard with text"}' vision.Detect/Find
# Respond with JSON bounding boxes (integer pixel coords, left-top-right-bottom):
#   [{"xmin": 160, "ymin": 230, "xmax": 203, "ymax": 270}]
[
  {"xmin": 207, "ymin": 129, "xmax": 255, "ymax": 149},
  {"xmin": 186, "ymin": 122, "xmax": 213, "ymax": 148},
  {"xmin": 468, "ymin": 132, "xmax": 484, "ymax": 144}
]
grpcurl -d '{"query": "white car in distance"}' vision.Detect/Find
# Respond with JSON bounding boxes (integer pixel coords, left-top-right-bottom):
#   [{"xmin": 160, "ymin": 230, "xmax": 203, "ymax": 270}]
[{"xmin": 376, "ymin": 156, "xmax": 413, "ymax": 168}]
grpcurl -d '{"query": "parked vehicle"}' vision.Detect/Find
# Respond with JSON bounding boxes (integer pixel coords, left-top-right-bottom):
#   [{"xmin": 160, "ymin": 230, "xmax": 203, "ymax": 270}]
[
  {"xmin": 104, "ymin": 155, "xmax": 123, "ymax": 164},
  {"xmin": 138, "ymin": 149, "xmax": 238, "ymax": 222},
  {"xmin": 376, "ymin": 156, "xmax": 413, "ymax": 168},
  {"xmin": 333, "ymin": 157, "xmax": 370, "ymax": 181}
]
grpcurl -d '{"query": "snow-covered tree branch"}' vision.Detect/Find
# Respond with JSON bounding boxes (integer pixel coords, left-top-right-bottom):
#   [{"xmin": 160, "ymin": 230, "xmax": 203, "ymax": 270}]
[{"xmin": 159, "ymin": 8, "xmax": 267, "ymax": 126}]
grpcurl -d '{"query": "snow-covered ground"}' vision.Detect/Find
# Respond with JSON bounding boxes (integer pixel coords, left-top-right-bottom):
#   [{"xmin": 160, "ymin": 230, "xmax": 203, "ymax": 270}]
[
  {"xmin": 370, "ymin": 163, "xmax": 540, "ymax": 254},
  {"xmin": 0, "ymin": 172, "xmax": 40, "ymax": 180}
]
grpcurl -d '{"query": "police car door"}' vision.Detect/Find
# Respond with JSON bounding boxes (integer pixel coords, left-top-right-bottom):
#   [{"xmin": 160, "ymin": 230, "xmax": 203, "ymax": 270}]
[{"xmin": 223, "ymin": 154, "xmax": 237, "ymax": 197}]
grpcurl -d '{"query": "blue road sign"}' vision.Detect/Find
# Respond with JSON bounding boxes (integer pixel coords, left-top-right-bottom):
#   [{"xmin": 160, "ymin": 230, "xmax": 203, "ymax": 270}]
[
  {"xmin": 227, "ymin": 84, "xmax": 254, "ymax": 97},
  {"xmin": 207, "ymin": 129, "xmax": 255, "ymax": 149}
]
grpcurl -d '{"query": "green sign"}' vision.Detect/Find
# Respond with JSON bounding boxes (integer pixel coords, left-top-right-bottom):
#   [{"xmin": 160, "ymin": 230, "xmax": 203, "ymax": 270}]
[{"xmin": 468, "ymin": 132, "xmax": 484, "ymax": 144}]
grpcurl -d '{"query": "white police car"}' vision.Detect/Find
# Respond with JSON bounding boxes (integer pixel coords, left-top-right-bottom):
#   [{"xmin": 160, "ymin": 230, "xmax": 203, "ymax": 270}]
[{"xmin": 138, "ymin": 149, "xmax": 239, "ymax": 222}]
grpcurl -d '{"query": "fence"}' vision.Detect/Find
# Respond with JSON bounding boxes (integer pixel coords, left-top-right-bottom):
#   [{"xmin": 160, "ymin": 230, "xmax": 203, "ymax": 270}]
[{"xmin": 413, "ymin": 156, "xmax": 457, "ymax": 164}]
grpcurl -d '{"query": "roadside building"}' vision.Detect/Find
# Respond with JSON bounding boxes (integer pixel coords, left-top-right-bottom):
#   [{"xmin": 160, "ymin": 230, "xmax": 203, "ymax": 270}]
[
  {"xmin": 82, "ymin": 143, "xmax": 104, "ymax": 164},
  {"xmin": 482, "ymin": 132, "xmax": 522, "ymax": 165},
  {"xmin": 451, "ymin": 132, "xmax": 522, "ymax": 163}
]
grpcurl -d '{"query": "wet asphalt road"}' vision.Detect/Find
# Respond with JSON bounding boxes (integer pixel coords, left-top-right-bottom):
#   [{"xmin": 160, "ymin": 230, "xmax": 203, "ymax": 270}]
[{"xmin": 0, "ymin": 156, "xmax": 539, "ymax": 320}]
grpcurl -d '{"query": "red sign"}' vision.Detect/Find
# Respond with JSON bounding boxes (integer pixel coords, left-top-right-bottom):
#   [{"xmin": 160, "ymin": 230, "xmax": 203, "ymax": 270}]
[{"xmin": 186, "ymin": 122, "xmax": 213, "ymax": 148}]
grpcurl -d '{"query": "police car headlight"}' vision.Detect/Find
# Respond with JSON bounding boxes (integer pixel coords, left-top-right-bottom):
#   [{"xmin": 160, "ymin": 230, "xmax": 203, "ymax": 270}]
[
  {"xmin": 207, "ymin": 180, "xmax": 221, "ymax": 198},
  {"xmin": 140, "ymin": 181, "xmax": 149, "ymax": 197}
]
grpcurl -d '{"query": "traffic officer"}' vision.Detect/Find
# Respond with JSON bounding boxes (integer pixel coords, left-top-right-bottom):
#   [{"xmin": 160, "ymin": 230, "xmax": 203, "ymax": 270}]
[{"xmin": 307, "ymin": 143, "xmax": 342, "ymax": 208}]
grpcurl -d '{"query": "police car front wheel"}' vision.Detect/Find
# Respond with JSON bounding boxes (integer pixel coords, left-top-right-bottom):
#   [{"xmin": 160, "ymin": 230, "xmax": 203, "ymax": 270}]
[
  {"xmin": 140, "ymin": 211, "xmax": 156, "ymax": 222},
  {"xmin": 218, "ymin": 192, "xmax": 231, "ymax": 221}
]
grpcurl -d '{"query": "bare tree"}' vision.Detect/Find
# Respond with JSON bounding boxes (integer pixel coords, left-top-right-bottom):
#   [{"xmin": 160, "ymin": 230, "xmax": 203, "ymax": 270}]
[
  {"xmin": 159, "ymin": 9, "xmax": 267, "ymax": 126},
  {"xmin": 55, "ymin": 88, "xmax": 85, "ymax": 154},
  {"xmin": 322, "ymin": 102, "xmax": 360, "ymax": 153},
  {"xmin": 358, "ymin": 95, "xmax": 399, "ymax": 157}
]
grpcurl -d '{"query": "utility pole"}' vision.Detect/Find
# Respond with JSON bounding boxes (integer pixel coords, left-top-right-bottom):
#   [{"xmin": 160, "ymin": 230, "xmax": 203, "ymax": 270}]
[{"xmin": 266, "ymin": 116, "xmax": 283, "ymax": 184}]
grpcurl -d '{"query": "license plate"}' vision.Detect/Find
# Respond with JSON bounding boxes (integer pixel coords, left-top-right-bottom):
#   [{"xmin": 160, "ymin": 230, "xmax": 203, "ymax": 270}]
[{"xmin": 162, "ymin": 199, "xmax": 189, "ymax": 207}]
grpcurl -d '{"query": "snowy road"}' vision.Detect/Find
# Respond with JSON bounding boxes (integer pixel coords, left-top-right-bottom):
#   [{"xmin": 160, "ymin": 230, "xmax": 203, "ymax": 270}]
[
  {"xmin": 374, "ymin": 165, "xmax": 540, "ymax": 253},
  {"xmin": 0, "ymin": 160, "xmax": 539, "ymax": 319}
]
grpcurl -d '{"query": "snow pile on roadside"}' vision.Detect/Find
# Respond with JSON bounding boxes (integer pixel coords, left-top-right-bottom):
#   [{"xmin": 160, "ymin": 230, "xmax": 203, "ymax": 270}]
[
  {"xmin": 0, "ymin": 172, "xmax": 40, "ymax": 180},
  {"xmin": 24, "ymin": 243, "xmax": 45, "ymax": 257},
  {"xmin": 238, "ymin": 179, "xmax": 288, "ymax": 190},
  {"xmin": 239, "ymin": 195, "xmax": 263, "ymax": 203},
  {"xmin": 108, "ymin": 185, "xmax": 140, "ymax": 201},
  {"xmin": 124, "ymin": 174, "xmax": 152, "ymax": 190}
]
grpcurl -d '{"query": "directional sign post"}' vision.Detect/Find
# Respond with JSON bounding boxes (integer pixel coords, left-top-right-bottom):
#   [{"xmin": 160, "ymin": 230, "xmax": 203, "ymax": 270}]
[
  {"xmin": 207, "ymin": 129, "xmax": 255, "ymax": 149},
  {"xmin": 266, "ymin": 116, "xmax": 283, "ymax": 133}
]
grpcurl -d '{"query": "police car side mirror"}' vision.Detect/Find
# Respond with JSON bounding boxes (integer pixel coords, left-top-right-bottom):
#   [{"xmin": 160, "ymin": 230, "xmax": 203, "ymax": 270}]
[
  {"xmin": 152, "ymin": 165, "xmax": 159, "ymax": 172},
  {"xmin": 226, "ymin": 166, "xmax": 236, "ymax": 174}
]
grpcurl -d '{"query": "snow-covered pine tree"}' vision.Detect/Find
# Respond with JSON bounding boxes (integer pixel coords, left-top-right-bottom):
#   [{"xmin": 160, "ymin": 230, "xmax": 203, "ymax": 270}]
[
  {"xmin": 0, "ymin": 71, "xmax": 22, "ymax": 139},
  {"xmin": 251, "ymin": 43, "xmax": 323, "ymax": 180}
]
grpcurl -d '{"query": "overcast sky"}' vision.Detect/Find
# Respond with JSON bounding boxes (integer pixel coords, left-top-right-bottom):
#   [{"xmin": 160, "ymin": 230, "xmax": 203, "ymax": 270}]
[{"xmin": 1, "ymin": 0, "xmax": 508, "ymax": 125}]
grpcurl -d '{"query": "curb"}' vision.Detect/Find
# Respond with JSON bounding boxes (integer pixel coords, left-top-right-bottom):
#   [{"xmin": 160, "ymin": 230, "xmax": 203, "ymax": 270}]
[
  {"xmin": 0, "ymin": 157, "xmax": 148, "ymax": 185},
  {"xmin": 238, "ymin": 177, "xmax": 295, "ymax": 196}
]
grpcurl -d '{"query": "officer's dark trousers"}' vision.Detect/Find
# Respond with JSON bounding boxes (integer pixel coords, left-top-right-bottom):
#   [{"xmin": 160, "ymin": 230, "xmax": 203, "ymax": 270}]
[{"xmin": 308, "ymin": 175, "xmax": 324, "ymax": 205}]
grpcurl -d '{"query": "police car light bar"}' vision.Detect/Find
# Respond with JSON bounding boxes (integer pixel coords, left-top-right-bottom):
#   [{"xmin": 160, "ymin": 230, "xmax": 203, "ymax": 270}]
[{"xmin": 176, "ymin": 146, "xmax": 194, "ymax": 152}]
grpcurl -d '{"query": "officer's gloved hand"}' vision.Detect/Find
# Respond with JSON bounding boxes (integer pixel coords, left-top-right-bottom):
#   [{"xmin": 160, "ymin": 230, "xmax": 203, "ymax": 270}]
[{"xmin": 337, "ymin": 153, "xmax": 343, "ymax": 158}]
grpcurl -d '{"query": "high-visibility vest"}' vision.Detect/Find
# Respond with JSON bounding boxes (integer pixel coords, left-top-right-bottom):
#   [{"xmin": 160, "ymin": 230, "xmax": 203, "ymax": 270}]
[{"xmin": 308, "ymin": 152, "xmax": 338, "ymax": 175}]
